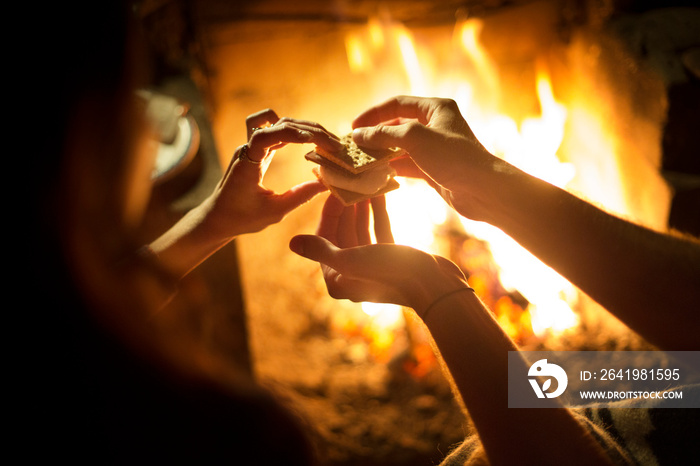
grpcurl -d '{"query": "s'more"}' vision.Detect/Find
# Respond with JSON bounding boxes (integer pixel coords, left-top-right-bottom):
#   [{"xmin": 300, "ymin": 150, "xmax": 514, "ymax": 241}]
[{"xmin": 304, "ymin": 134, "xmax": 405, "ymax": 206}]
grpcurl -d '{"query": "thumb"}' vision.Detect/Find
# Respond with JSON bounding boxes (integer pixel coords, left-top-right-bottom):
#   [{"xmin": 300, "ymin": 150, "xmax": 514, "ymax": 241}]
[
  {"xmin": 352, "ymin": 121, "xmax": 428, "ymax": 154},
  {"xmin": 275, "ymin": 180, "xmax": 327, "ymax": 215},
  {"xmin": 289, "ymin": 234, "xmax": 339, "ymax": 264}
]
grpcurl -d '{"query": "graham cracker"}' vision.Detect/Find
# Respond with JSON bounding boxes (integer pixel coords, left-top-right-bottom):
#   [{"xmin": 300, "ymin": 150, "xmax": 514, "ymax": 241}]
[{"xmin": 307, "ymin": 134, "xmax": 404, "ymax": 174}]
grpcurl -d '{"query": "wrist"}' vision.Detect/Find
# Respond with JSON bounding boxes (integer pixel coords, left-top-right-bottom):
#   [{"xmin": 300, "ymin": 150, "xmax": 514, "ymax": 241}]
[
  {"xmin": 419, "ymin": 286, "xmax": 475, "ymax": 321},
  {"xmin": 192, "ymin": 193, "xmax": 246, "ymax": 242},
  {"xmin": 149, "ymin": 199, "xmax": 233, "ymax": 278},
  {"xmin": 450, "ymin": 156, "xmax": 531, "ymax": 226},
  {"xmin": 408, "ymin": 257, "xmax": 471, "ymax": 315}
]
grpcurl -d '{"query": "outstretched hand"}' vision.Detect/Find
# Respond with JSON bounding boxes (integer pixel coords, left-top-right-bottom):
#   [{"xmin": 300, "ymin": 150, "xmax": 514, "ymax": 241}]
[{"xmin": 289, "ymin": 194, "xmax": 469, "ymax": 316}]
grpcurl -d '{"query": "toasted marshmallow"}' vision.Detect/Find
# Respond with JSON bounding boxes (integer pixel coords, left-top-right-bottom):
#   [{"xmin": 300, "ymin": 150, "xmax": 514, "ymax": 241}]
[{"xmin": 319, "ymin": 163, "xmax": 396, "ymax": 195}]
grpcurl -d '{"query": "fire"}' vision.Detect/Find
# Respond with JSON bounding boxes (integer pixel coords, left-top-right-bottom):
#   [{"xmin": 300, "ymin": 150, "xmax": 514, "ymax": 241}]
[
  {"xmin": 396, "ymin": 28, "xmax": 427, "ymax": 96},
  {"xmin": 340, "ymin": 14, "xmax": 582, "ymax": 351},
  {"xmin": 452, "ymin": 58, "xmax": 579, "ymax": 339}
]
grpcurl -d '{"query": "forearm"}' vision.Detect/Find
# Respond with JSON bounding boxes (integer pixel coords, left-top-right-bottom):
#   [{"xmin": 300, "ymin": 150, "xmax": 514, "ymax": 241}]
[
  {"xmin": 149, "ymin": 196, "xmax": 232, "ymax": 279},
  {"xmin": 460, "ymin": 160, "xmax": 700, "ymax": 350},
  {"xmin": 422, "ymin": 291, "xmax": 613, "ymax": 465}
]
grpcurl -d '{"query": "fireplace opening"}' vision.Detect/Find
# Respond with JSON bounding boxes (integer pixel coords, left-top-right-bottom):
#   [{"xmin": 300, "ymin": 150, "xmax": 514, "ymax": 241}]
[{"xmin": 137, "ymin": 0, "xmax": 699, "ymax": 464}]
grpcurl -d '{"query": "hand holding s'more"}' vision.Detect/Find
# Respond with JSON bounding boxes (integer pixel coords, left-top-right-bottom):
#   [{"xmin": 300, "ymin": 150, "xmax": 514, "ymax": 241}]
[{"xmin": 304, "ymin": 133, "xmax": 405, "ymax": 206}]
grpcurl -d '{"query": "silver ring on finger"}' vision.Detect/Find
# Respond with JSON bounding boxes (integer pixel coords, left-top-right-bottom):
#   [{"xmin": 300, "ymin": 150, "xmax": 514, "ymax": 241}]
[{"xmin": 237, "ymin": 143, "xmax": 262, "ymax": 165}]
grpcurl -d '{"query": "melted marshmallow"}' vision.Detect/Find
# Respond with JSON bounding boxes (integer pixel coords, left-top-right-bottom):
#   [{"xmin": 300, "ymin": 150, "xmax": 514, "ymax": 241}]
[{"xmin": 319, "ymin": 164, "xmax": 396, "ymax": 194}]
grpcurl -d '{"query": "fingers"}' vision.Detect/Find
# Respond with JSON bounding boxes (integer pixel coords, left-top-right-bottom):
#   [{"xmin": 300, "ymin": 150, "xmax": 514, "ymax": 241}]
[
  {"xmin": 273, "ymin": 117, "xmax": 344, "ymax": 153},
  {"xmin": 290, "ymin": 235, "xmax": 359, "ymax": 302},
  {"xmin": 247, "ymin": 120, "xmax": 343, "ymax": 163},
  {"xmin": 291, "ymin": 234, "xmax": 425, "ymax": 287},
  {"xmin": 390, "ymin": 156, "xmax": 427, "ymax": 178},
  {"xmin": 246, "ymin": 108, "xmax": 280, "ymax": 139},
  {"xmin": 272, "ymin": 180, "xmax": 328, "ymax": 219},
  {"xmin": 370, "ymin": 196, "xmax": 394, "ymax": 244},
  {"xmin": 289, "ymin": 234, "xmax": 374, "ymax": 280},
  {"xmin": 316, "ymin": 194, "xmax": 346, "ymax": 246},
  {"xmin": 316, "ymin": 191, "xmax": 394, "ymax": 250},
  {"xmin": 352, "ymin": 119, "xmax": 434, "ymax": 155},
  {"xmin": 275, "ymin": 117, "xmax": 341, "ymax": 140},
  {"xmin": 351, "ymin": 96, "xmax": 471, "ymax": 155},
  {"xmin": 289, "ymin": 234, "xmax": 339, "ymax": 268},
  {"xmin": 221, "ymin": 110, "xmax": 341, "ymax": 201},
  {"xmin": 355, "ymin": 200, "xmax": 372, "ymax": 246},
  {"xmin": 290, "ymin": 234, "xmax": 411, "ymax": 306},
  {"xmin": 389, "ymin": 156, "xmax": 441, "ymax": 190},
  {"xmin": 247, "ymin": 123, "xmax": 312, "ymax": 162},
  {"xmin": 352, "ymin": 95, "xmax": 432, "ymax": 128},
  {"xmin": 337, "ymin": 202, "xmax": 359, "ymax": 248},
  {"xmin": 352, "ymin": 95, "xmax": 465, "ymax": 129},
  {"xmin": 219, "ymin": 144, "xmax": 247, "ymax": 187},
  {"xmin": 325, "ymin": 272, "xmax": 407, "ymax": 306},
  {"xmin": 244, "ymin": 108, "xmax": 343, "ymax": 162},
  {"xmin": 316, "ymin": 195, "xmax": 378, "ymax": 249}
]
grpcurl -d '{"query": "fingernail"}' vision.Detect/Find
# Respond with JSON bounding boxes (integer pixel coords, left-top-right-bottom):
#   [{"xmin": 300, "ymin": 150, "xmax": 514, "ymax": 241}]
[
  {"xmin": 289, "ymin": 236, "xmax": 305, "ymax": 256},
  {"xmin": 299, "ymin": 130, "xmax": 313, "ymax": 141},
  {"xmin": 352, "ymin": 127, "xmax": 367, "ymax": 142}
]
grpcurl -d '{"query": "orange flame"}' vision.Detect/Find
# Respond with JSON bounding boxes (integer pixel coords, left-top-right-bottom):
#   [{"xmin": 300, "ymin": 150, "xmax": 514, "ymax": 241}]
[{"xmin": 343, "ymin": 16, "xmax": 580, "ymax": 343}]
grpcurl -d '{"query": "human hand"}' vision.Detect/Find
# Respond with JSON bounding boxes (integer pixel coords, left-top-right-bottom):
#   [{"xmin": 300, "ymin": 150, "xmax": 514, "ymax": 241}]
[
  {"xmin": 351, "ymin": 95, "xmax": 509, "ymax": 222},
  {"xmin": 202, "ymin": 109, "xmax": 343, "ymax": 239},
  {"xmin": 289, "ymin": 194, "xmax": 469, "ymax": 316},
  {"xmin": 148, "ymin": 109, "xmax": 342, "ymax": 278}
]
